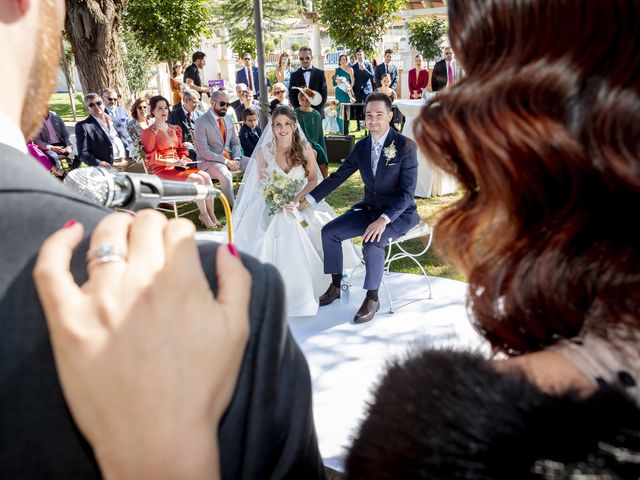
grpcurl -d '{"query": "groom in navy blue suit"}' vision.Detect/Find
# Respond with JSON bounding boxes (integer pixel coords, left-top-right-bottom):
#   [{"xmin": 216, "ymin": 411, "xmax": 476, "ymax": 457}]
[{"xmin": 301, "ymin": 93, "xmax": 419, "ymax": 323}]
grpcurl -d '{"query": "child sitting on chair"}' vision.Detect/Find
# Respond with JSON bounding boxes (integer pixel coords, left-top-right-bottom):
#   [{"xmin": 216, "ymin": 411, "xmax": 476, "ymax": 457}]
[{"xmin": 238, "ymin": 108, "xmax": 262, "ymax": 158}]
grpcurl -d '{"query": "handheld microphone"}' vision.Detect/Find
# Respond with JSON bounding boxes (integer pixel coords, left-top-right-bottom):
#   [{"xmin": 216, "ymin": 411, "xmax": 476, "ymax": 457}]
[{"xmin": 64, "ymin": 167, "xmax": 223, "ymax": 211}]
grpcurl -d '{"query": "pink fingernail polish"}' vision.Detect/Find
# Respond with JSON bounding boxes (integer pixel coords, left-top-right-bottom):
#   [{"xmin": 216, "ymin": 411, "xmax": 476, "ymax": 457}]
[
  {"xmin": 227, "ymin": 243, "xmax": 240, "ymax": 258},
  {"xmin": 62, "ymin": 219, "xmax": 77, "ymax": 228}
]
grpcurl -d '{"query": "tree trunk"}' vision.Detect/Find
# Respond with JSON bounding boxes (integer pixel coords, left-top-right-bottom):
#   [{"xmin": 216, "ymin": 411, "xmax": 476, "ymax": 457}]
[{"xmin": 65, "ymin": 0, "xmax": 131, "ymax": 107}]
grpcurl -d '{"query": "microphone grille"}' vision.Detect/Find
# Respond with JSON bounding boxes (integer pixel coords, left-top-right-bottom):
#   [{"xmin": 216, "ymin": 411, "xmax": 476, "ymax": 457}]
[{"xmin": 64, "ymin": 168, "xmax": 112, "ymax": 206}]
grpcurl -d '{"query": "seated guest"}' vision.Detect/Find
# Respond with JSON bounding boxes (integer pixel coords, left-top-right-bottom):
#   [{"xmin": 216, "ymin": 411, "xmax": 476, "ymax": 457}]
[
  {"xmin": 294, "ymin": 88, "xmax": 328, "ymax": 178},
  {"xmin": 75, "ymin": 93, "xmax": 132, "ymax": 169},
  {"xmin": 230, "ymin": 82, "xmax": 247, "ymax": 112},
  {"xmin": 168, "ymin": 89, "xmax": 200, "ymax": 161},
  {"xmin": 375, "ymin": 73, "xmax": 398, "ymax": 101},
  {"xmin": 102, "ymin": 88, "xmax": 130, "ymax": 132},
  {"xmin": 238, "ymin": 107, "xmax": 261, "ymax": 157},
  {"xmin": 233, "ymin": 88, "xmax": 261, "ymax": 124},
  {"xmin": 34, "ymin": 110, "xmax": 73, "ymax": 175},
  {"xmin": 141, "ymin": 95, "xmax": 220, "ymax": 229},
  {"xmin": 126, "ymin": 98, "xmax": 150, "ymax": 170},
  {"xmin": 269, "ymin": 82, "xmax": 288, "ymax": 113}
]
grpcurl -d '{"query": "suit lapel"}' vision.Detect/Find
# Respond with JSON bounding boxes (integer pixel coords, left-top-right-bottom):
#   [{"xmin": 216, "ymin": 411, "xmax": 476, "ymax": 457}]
[{"xmin": 374, "ymin": 129, "xmax": 396, "ymax": 180}]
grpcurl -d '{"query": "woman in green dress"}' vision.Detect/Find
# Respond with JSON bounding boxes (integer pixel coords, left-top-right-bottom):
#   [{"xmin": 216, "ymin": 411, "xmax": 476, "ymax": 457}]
[
  {"xmin": 332, "ymin": 54, "xmax": 355, "ymax": 134},
  {"xmin": 294, "ymin": 88, "xmax": 329, "ymax": 178}
]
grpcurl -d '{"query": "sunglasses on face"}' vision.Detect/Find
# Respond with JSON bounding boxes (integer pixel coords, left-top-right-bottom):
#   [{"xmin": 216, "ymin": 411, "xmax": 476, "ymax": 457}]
[
  {"xmin": 137, "ymin": 105, "xmax": 147, "ymax": 110},
  {"xmin": 107, "ymin": 97, "xmax": 117, "ymax": 101},
  {"xmin": 216, "ymin": 101, "xmax": 229, "ymax": 107},
  {"xmin": 243, "ymin": 58, "xmax": 251, "ymax": 61},
  {"xmin": 88, "ymin": 100, "xmax": 103, "ymax": 108},
  {"xmin": 275, "ymin": 90, "xmax": 285, "ymax": 94},
  {"xmin": 300, "ymin": 56, "xmax": 311, "ymax": 61}
]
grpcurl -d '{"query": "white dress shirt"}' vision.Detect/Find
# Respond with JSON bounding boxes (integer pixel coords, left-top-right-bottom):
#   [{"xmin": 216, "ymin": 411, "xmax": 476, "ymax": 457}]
[{"xmin": 0, "ymin": 112, "xmax": 27, "ymax": 154}]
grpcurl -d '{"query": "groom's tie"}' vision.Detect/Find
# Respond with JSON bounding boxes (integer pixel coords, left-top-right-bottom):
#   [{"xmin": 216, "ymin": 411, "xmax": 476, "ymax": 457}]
[{"xmin": 371, "ymin": 140, "xmax": 382, "ymax": 175}]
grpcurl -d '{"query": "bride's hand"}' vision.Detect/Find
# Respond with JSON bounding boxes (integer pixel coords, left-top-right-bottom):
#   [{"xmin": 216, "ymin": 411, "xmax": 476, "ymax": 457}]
[{"xmin": 284, "ymin": 201, "xmax": 297, "ymax": 213}]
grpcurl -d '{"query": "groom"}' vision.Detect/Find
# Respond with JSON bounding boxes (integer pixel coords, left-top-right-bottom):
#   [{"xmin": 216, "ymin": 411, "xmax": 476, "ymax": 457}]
[{"xmin": 300, "ymin": 93, "xmax": 419, "ymax": 323}]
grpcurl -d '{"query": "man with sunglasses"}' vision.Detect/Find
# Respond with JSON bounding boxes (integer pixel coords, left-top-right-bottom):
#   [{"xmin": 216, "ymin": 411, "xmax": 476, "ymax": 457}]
[
  {"xmin": 235, "ymin": 53, "xmax": 269, "ymax": 97},
  {"xmin": 101, "ymin": 88, "xmax": 129, "ymax": 129},
  {"xmin": 288, "ymin": 46, "xmax": 328, "ymax": 117},
  {"xmin": 194, "ymin": 89, "xmax": 249, "ymax": 206},
  {"xmin": 75, "ymin": 92, "xmax": 132, "ymax": 169}
]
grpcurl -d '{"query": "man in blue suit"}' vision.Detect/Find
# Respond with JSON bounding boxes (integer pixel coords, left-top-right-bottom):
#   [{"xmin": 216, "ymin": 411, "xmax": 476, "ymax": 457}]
[
  {"xmin": 235, "ymin": 53, "xmax": 269, "ymax": 97},
  {"xmin": 352, "ymin": 49, "xmax": 375, "ymax": 103},
  {"xmin": 374, "ymin": 49, "xmax": 398, "ymax": 91},
  {"xmin": 75, "ymin": 93, "xmax": 132, "ymax": 168},
  {"xmin": 300, "ymin": 93, "xmax": 419, "ymax": 323}
]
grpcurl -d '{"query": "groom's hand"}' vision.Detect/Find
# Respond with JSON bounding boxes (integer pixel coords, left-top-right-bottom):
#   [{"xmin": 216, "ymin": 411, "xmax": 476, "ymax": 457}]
[
  {"xmin": 227, "ymin": 160, "xmax": 240, "ymax": 172},
  {"xmin": 363, "ymin": 217, "xmax": 388, "ymax": 243}
]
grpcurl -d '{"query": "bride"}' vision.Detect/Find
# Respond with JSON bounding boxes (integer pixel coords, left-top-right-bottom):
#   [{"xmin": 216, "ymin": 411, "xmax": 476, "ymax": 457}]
[{"xmin": 232, "ymin": 106, "xmax": 360, "ymax": 317}]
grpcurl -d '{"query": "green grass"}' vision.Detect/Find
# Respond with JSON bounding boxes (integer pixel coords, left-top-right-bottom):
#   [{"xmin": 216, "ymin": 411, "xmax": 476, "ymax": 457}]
[{"xmin": 49, "ymin": 92, "xmax": 87, "ymax": 122}]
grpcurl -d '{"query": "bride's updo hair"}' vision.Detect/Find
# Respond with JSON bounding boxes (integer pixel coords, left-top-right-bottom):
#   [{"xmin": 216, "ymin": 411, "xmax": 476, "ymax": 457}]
[
  {"xmin": 415, "ymin": 0, "xmax": 640, "ymax": 355},
  {"xmin": 271, "ymin": 106, "xmax": 309, "ymax": 175}
]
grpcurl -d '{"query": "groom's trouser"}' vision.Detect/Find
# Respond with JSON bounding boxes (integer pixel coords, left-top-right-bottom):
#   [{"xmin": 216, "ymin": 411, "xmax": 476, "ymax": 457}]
[
  {"xmin": 322, "ymin": 208, "xmax": 406, "ymax": 290},
  {"xmin": 201, "ymin": 155, "xmax": 250, "ymax": 206}
]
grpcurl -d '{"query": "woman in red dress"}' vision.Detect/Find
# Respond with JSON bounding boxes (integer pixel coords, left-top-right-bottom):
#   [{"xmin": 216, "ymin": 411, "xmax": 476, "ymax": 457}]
[
  {"xmin": 408, "ymin": 54, "xmax": 430, "ymax": 99},
  {"xmin": 141, "ymin": 95, "xmax": 220, "ymax": 229}
]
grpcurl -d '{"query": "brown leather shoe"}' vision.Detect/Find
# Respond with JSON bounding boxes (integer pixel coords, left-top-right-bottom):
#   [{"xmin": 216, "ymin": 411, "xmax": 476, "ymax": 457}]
[
  {"xmin": 353, "ymin": 297, "xmax": 380, "ymax": 324},
  {"xmin": 319, "ymin": 284, "xmax": 341, "ymax": 306}
]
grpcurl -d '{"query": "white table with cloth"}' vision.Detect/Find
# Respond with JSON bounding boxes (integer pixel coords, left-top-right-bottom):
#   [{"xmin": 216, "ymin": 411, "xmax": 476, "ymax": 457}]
[{"xmin": 395, "ymin": 99, "xmax": 458, "ymax": 197}]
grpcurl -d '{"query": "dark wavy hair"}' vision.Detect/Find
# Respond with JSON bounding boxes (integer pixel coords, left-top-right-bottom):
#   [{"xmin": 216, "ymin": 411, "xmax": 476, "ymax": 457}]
[
  {"xmin": 148, "ymin": 95, "xmax": 170, "ymax": 115},
  {"xmin": 415, "ymin": 0, "xmax": 640, "ymax": 355},
  {"xmin": 271, "ymin": 106, "xmax": 309, "ymax": 176}
]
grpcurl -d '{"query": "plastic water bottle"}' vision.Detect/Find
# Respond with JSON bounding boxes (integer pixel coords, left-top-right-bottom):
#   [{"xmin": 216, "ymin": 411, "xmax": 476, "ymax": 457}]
[{"xmin": 340, "ymin": 273, "xmax": 350, "ymax": 304}]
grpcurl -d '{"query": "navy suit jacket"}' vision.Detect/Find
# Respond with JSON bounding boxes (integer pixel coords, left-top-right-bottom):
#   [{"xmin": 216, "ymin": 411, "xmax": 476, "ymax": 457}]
[
  {"xmin": 374, "ymin": 63, "xmax": 398, "ymax": 90},
  {"xmin": 167, "ymin": 104, "xmax": 199, "ymax": 144},
  {"xmin": 288, "ymin": 67, "xmax": 328, "ymax": 117},
  {"xmin": 35, "ymin": 111, "xmax": 71, "ymax": 149},
  {"xmin": 310, "ymin": 129, "xmax": 418, "ymax": 233},
  {"xmin": 352, "ymin": 61, "xmax": 375, "ymax": 102},
  {"xmin": 239, "ymin": 124, "xmax": 262, "ymax": 157},
  {"xmin": 75, "ymin": 115, "xmax": 132, "ymax": 166},
  {"xmin": 235, "ymin": 66, "xmax": 269, "ymax": 96}
]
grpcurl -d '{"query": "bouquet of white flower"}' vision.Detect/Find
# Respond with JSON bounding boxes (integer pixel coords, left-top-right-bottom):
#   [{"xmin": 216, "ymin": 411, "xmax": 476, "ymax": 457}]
[{"xmin": 263, "ymin": 170, "xmax": 304, "ymax": 216}]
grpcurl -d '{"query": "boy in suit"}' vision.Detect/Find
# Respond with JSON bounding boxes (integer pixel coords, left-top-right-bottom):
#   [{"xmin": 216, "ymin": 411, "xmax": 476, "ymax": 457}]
[{"xmin": 239, "ymin": 107, "xmax": 262, "ymax": 158}]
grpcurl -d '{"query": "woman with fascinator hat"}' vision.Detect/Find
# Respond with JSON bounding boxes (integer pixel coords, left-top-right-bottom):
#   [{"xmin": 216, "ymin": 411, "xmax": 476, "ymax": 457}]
[{"xmin": 231, "ymin": 105, "xmax": 359, "ymax": 317}]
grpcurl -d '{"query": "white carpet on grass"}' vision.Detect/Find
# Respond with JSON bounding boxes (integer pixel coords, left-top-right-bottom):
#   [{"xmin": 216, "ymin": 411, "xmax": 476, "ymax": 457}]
[{"xmin": 288, "ymin": 271, "xmax": 488, "ymax": 472}]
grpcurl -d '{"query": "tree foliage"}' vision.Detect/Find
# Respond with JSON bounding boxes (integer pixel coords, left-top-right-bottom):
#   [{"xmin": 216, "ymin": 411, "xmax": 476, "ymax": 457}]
[
  {"xmin": 125, "ymin": 0, "xmax": 214, "ymax": 63},
  {"xmin": 120, "ymin": 26, "xmax": 155, "ymax": 98},
  {"xmin": 211, "ymin": 0, "xmax": 303, "ymax": 58},
  {"xmin": 316, "ymin": 0, "xmax": 404, "ymax": 57},
  {"xmin": 408, "ymin": 17, "xmax": 448, "ymax": 62}
]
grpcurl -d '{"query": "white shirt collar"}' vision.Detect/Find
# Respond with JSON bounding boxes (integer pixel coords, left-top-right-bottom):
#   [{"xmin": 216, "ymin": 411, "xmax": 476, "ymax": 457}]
[
  {"xmin": 371, "ymin": 127, "xmax": 390, "ymax": 148},
  {"xmin": 0, "ymin": 111, "xmax": 27, "ymax": 154}
]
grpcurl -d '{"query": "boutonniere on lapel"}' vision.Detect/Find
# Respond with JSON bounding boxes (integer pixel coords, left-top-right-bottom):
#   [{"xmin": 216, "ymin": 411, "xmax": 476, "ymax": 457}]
[{"xmin": 384, "ymin": 141, "xmax": 397, "ymax": 166}]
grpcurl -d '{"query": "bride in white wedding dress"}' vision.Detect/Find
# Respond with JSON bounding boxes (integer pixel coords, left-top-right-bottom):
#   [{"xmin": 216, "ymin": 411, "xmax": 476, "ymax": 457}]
[{"xmin": 232, "ymin": 106, "xmax": 360, "ymax": 317}]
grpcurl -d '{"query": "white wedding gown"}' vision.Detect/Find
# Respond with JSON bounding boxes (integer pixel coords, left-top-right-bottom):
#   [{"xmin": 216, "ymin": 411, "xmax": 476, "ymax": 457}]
[{"xmin": 232, "ymin": 141, "xmax": 360, "ymax": 317}]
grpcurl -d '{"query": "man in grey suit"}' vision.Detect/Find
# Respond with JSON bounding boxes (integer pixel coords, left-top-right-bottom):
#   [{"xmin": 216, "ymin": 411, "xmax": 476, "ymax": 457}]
[
  {"xmin": 194, "ymin": 89, "xmax": 250, "ymax": 207},
  {"xmin": 0, "ymin": 2, "xmax": 324, "ymax": 478}
]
